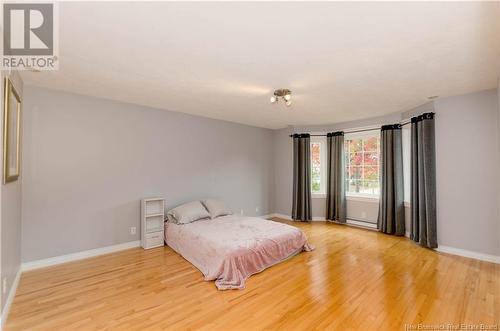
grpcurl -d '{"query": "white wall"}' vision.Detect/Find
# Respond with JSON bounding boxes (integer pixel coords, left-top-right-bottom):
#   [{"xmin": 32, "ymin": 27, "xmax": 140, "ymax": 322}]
[
  {"xmin": 432, "ymin": 90, "xmax": 499, "ymax": 255},
  {"xmin": 272, "ymin": 127, "xmax": 293, "ymax": 216},
  {"xmin": 21, "ymin": 87, "xmax": 274, "ymax": 262},
  {"xmin": 0, "ymin": 70, "xmax": 23, "ymax": 313}
]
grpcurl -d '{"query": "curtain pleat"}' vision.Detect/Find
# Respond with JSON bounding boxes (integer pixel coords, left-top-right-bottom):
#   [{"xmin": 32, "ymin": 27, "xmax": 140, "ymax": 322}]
[
  {"xmin": 292, "ymin": 134, "xmax": 312, "ymax": 221},
  {"xmin": 378, "ymin": 125, "xmax": 405, "ymax": 235},
  {"xmin": 411, "ymin": 113, "xmax": 437, "ymax": 248},
  {"xmin": 326, "ymin": 132, "xmax": 346, "ymax": 223}
]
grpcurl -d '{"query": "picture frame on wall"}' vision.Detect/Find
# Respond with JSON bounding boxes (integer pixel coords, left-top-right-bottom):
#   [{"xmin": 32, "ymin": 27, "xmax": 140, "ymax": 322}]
[{"xmin": 3, "ymin": 77, "xmax": 22, "ymax": 184}]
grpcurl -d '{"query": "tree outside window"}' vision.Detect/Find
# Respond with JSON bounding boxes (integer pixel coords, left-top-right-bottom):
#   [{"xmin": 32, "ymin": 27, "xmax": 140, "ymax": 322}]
[
  {"xmin": 311, "ymin": 142, "xmax": 322, "ymax": 193},
  {"xmin": 345, "ymin": 135, "xmax": 380, "ymax": 196}
]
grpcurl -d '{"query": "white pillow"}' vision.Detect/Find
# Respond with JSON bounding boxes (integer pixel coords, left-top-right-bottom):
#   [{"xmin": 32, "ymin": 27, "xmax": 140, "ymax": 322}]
[
  {"xmin": 166, "ymin": 201, "xmax": 210, "ymax": 224},
  {"xmin": 201, "ymin": 199, "xmax": 232, "ymax": 219}
]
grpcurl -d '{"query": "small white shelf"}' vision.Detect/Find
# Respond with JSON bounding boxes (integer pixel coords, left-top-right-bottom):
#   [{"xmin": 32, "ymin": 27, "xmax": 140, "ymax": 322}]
[{"xmin": 141, "ymin": 198, "xmax": 165, "ymax": 249}]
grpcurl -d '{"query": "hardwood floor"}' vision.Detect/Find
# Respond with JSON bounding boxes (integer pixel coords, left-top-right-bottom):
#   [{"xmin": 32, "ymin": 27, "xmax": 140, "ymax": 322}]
[{"xmin": 5, "ymin": 219, "xmax": 499, "ymax": 331}]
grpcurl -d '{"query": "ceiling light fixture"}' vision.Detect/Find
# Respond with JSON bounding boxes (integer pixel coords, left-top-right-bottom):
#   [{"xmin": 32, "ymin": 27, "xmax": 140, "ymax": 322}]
[{"xmin": 270, "ymin": 89, "xmax": 292, "ymax": 107}]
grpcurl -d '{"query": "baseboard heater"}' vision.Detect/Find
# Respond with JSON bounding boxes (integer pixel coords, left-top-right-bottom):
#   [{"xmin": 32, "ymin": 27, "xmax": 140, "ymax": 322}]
[{"xmin": 346, "ymin": 218, "xmax": 378, "ymax": 229}]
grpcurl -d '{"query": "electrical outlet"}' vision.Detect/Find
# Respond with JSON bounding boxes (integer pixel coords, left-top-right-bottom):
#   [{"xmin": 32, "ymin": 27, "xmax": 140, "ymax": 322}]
[
  {"xmin": 240, "ymin": 209, "xmax": 244, "ymax": 215},
  {"xmin": 255, "ymin": 207, "xmax": 260, "ymax": 213},
  {"xmin": 130, "ymin": 227, "xmax": 136, "ymax": 235},
  {"xmin": 2, "ymin": 277, "xmax": 7, "ymax": 295}
]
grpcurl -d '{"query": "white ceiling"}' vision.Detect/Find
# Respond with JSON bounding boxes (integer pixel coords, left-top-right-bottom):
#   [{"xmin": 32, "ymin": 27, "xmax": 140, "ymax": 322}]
[{"xmin": 20, "ymin": 1, "xmax": 500, "ymax": 129}]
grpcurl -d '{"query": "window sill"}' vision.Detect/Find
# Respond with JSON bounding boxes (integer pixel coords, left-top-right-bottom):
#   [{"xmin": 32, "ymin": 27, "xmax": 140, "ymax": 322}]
[
  {"xmin": 312, "ymin": 194, "xmax": 379, "ymax": 201},
  {"xmin": 311, "ymin": 194, "xmax": 411, "ymax": 208},
  {"xmin": 346, "ymin": 195, "xmax": 379, "ymax": 203}
]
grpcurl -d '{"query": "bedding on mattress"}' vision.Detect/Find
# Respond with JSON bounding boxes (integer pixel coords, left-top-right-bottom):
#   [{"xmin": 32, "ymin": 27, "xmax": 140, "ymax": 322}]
[{"xmin": 164, "ymin": 215, "xmax": 313, "ymax": 290}]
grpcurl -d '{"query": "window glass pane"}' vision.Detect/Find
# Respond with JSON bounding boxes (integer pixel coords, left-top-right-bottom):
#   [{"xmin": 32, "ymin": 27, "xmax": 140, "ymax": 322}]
[
  {"xmin": 364, "ymin": 166, "xmax": 378, "ymax": 181},
  {"xmin": 364, "ymin": 137, "xmax": 378, "ymax": 152},
  {"xmin": 347, "ymin": 179, "xmax": 363, "ymax": 193},
  {"xmin": 348, "ymin": 166, "xmax": 362, "ymax": 180},
  {"xmin": 359, "ymin": 180, "xmax": 379, "ymax": 195},
  {"xmin": 348, "ymin": 139, "xmax": 363, "ymax": 153},
  {"xmin": 312, "ymin": 174, "xmax": 321, "ymax": 192},
  {"xmin": 311, "ymin": 143, "xmax": 321, "ymax": 167},
  {"xmin": 349, "ymin": 152, "xmax": 363, "ymax": 166},
  {"xmin": 344, "ymin": 135, "xmax": 380, "ymax": 197},
  {"xmin": 363, "ymin": 152, "xmax": 378, "ymax": 166},
  {"xmin": 311, "ymin": 142, "xmax": 321, "ymax": 193},
  {"xmin": 345, "ymin": 150, "xmax": 351, "ymax": 171},
  {"xmin": 402, "ymin": 127, "xmax": 411, "ymax": 202}
]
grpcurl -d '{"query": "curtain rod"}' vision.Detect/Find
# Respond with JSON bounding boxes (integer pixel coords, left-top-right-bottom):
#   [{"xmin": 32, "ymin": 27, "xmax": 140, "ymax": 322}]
[{"xmin": 289, "ymin": 120, "xmax": 411, "ymax": 137}]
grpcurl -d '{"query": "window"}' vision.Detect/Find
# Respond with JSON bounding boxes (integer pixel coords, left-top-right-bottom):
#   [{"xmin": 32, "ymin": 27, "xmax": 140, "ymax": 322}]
[
  {"xmin": 310, "ymin": 137, "xmax": 326, "ymax": 196},
  {"xmin": 402, "ymin": 126, "xmax": 411, "ymax": 203},
  {"xmin": 345, "ymin": 133, "xmax": 380, "ymax": 197},
  {"xmin": 309, "ymin": 133, "xmax": 379, "ymax": 198}
]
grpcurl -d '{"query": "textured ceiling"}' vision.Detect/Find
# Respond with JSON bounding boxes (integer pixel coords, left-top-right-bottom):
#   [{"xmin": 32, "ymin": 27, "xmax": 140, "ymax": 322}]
[{"xmin": 20, "ymin": 1, "xmax": 500, "ymax": 129}]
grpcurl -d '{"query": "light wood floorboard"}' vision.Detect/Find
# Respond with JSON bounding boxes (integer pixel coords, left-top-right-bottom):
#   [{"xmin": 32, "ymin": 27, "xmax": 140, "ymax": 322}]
[{"xmin": 5, "ymin": 219, "xmax": 499, "ymax": 331}]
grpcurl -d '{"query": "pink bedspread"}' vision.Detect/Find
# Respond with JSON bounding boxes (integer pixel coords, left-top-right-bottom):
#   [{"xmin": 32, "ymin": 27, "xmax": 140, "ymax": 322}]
[{"xmin": 164, "ymin": 215, "xmax": 313, "ymax": 290}]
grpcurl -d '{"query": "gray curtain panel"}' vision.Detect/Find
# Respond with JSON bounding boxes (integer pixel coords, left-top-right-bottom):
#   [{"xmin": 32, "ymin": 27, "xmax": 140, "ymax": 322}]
[
  {"xmin": 292, "ymin": 134, "xmax": 312, "ymax": 221},
  {"xmin": 326, "ymin": 132, "xmax": 346, "ymax": 223},
  {"xmin": 378, "ymin": 124, "xmax": 405, "ymax": 235},
  {"xmin": 411, "ymin": 113, "xmax": 437, "ymax": 248}
]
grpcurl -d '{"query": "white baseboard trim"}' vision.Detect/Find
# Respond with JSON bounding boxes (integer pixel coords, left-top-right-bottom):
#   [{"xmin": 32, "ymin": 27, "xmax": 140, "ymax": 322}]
[
  {"xmin": 435, "ymin": 246, "xmax": 500, "ymax": 264},
  {"xmin": 0, "ymin": 268, "xmax": 21, "ymax": 330},
  {"xmin": 22, "ymin": 240, "xmax": 141, "ymax": 272}
]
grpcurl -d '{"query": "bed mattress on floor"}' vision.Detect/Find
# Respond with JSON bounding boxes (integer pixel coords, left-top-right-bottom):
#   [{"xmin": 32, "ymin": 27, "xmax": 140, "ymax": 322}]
[{"xmin": 164, "ymin": 215, "xmax": 313, "ymax": 290}]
